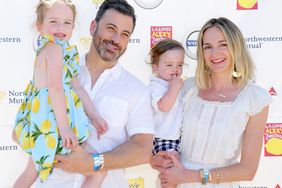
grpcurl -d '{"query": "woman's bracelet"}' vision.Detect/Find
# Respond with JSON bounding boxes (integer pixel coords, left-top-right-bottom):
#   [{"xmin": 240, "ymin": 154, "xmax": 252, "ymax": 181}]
[{"xmin": 199, "ymin": 168, "xmax": 210, "ymax": 184}]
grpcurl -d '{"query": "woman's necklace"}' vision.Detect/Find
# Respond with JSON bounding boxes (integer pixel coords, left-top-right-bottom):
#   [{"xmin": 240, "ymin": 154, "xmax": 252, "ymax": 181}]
[{"xmin": 218, "ymin": 93, "xmax": 226, "ymax": 98}]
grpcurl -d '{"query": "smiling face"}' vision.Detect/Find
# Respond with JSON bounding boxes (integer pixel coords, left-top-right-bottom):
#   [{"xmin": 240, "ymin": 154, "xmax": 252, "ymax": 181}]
[
  {"xmin": 203, "ymin": 26, "xmax": 232, "ymax": 76},
  {"xmin": 152, "ymin": 49, "xmax": 184, "ymax": 81},
  {"xmin": 37, "ymin": 1, "xmax": 74, "ymax": 41},
  {"xmin": 90, "ymin": 9, "xmax": 133, "ymax": 63}
]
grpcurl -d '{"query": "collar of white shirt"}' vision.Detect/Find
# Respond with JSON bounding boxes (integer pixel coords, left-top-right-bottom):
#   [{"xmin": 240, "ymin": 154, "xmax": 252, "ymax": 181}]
[{"xmin": 80, "ymin": 54, "xmax": 122, "ymax": 80}]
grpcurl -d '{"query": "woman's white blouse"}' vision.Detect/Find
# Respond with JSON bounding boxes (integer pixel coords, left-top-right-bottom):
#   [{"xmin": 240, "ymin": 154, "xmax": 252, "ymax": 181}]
[{"xmin": 178, "ymin": 78, "xmax": 272, "ymax": 188}]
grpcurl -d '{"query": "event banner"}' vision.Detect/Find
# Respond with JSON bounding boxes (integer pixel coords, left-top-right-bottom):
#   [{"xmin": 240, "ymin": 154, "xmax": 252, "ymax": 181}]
[{"xmin": 0, "ymin": 0, "xmax": 281, "ymax": 187}]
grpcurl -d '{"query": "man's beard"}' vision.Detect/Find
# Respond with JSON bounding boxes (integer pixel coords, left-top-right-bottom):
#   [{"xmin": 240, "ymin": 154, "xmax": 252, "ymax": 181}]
[{"xmin": 92, "ymin": 28, "xmax": 126, "ymax": 63}]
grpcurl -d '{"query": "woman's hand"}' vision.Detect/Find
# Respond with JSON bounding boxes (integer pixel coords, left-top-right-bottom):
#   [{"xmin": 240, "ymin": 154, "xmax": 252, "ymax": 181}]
[{"xmin": 159, "ymin": 154, "xmax": 187, "ymax": 185}]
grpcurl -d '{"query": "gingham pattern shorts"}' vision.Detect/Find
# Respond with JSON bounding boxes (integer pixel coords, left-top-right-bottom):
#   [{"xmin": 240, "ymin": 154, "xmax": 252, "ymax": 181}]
[{"xmin": 152, "ymin": 137, "xmax": 181, "ymax": 155}]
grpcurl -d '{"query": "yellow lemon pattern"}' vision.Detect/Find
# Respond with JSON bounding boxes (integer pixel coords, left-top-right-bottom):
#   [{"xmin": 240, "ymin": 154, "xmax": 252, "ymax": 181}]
[
  {"xmin": 14, "ymin": 34, "xmax": 89, "ymax": 182},
  {"xmin": 31, "ymin": 98, "xmax": 40, "ymax": 113}
]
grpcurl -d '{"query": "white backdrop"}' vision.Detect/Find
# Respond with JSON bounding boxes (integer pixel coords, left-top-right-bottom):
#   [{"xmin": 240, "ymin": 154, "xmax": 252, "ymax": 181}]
[{"xmin": 0, "ymin": 0, "xmax": 281, "ymax": 187}]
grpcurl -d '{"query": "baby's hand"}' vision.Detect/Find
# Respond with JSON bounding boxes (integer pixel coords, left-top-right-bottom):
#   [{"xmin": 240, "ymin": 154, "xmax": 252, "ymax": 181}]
[
  {"xmin": 91, "ymin": 115, "xmax": 108, "ymax": 139},
  {"xmin": 169, "ymin": 75, "xmax": 184, "ymax": 91},
  {"xmin": 59, "ymin": 127, "xmax": 78, "ymax": 149}
]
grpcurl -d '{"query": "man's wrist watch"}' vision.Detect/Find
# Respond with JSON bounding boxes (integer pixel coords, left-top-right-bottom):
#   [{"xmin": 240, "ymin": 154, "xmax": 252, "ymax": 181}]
[{"xmin": 92, "ymin": 153, "xmax": 104, "ymax": 171}]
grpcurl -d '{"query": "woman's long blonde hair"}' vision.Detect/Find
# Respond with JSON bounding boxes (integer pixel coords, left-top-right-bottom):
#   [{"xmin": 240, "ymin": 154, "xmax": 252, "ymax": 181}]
[{"xmin": 196, "ymin": 17, "xmax": 255, "ymax": 89}]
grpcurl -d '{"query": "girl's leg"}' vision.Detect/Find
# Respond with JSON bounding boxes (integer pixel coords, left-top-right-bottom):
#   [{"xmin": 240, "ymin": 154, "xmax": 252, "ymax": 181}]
[
  {"xmin": 81, "ymin": 172, "xmax": 107, "ymax": 188},
  {"xmin": 13, "ymin": 157, "xmax": 38, "ymax": 188}
]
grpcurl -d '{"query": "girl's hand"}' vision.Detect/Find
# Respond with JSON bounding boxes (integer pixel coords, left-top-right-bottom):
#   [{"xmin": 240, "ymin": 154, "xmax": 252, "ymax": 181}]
[
  {"xmin": 91, "ymin": 115, "xmax": 108, "ymax": 139},
  {"xmin": 59, "ymin": 127, "xmax": 78, "ymax": 149}
]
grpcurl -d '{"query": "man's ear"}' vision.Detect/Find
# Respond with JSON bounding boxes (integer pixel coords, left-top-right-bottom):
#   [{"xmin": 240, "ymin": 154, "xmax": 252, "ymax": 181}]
[{"xmin": 90, "ymin": 20, "xmax": 97, "ymax": 36}]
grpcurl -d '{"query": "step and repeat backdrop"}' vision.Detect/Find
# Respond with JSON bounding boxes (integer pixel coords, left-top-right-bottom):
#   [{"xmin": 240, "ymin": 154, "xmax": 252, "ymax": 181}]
[{"xmin": 0, "ymin": 0, "xmax": 281, "ymax": 187}]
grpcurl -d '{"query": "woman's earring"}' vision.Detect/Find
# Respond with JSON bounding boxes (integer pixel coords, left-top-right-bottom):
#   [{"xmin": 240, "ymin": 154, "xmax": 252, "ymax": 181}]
[{"xmin": 232, "ymin": 66, "xmax": 241, "ymax": 78}]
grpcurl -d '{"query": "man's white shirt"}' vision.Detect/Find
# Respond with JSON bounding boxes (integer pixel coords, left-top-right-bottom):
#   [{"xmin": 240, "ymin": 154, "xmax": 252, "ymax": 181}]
[{"xmin": 35, "ymin": 54, "xmax": 154, "ymax": 188}]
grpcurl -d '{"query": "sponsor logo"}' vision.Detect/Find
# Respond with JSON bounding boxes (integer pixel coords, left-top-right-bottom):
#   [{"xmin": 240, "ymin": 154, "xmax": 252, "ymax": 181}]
[
  {"xmin": 0, "ymin": 145, "xmax": 18, "ymax": 151},
  {"xmin": 0, "ymin": 37, "xmax": 21, "ymax": 43},
  {"xmin": 91, "ymin": 0, "xmax": 105, "ymax": 8},
  {"xmin": 264, "ymin": 123, "xmax": 282, "ymax": 157},
  {"xmin": 245, "ymin": 36, "xmax": 282, "ymax": 49},
  {"xmin": 133, "ymin": 0, "xmax": 163, "ymax": 9},
  {"xmin": 183, "ymin": 30, "xmax": 199, "ymax": 60},
  {"xmin": 237, "ymin": 0, "xmax": 258, "ymax": 10},
  {"xmin": 183, "ymin": 31, "xmax": 282, "ymax": 59},
  {"xmin": 150, "ymin": 26, "xmax": 172, "ymax": 48},
  {"xmin": 8, "ymin": 90, "xmax": 24, "ymax": 104},
  {"xmin": 0, "ymin": 91, "xmax": 6, "ymax": 104},
  {"xmin": 128, "ymin": 177, "xmax": 144, "ymax": 188},
  {"xmin": 269, "ymin": 87, "xmax": 277, "ymax": 96}
]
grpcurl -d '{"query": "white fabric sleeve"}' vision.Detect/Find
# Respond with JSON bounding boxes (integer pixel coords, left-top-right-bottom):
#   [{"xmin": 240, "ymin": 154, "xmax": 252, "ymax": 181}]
[
  {"xmin": 148, "ymin": 82, "xmax": 167, "ymax": 112},
  {"xmin": 248, "ymin": 84, "xmax": 273, "ymax": 116},
  {"xmin": 126, "ymin": 89, "xmax": 155, "ymax": 137}
]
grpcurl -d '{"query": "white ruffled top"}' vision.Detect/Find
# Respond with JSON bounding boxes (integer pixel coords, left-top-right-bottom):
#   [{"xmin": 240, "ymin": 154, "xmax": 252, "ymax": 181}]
[{"xmin": 178, "ymin": 78, "xmax": 272, "ymax": 188}]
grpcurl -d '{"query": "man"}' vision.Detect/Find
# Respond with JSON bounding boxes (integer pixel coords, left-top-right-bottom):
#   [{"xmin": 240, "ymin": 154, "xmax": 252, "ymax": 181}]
[{"xmin": 52, "ymin": 0, "xmax": 154, "ymax": 187}]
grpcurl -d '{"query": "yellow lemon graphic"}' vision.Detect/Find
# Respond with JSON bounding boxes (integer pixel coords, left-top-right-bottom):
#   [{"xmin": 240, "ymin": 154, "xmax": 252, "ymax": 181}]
[
  {"xmin": 80, "ymin": 37, "xmax": 92, "ymax": 50},
  {"xmin": 238, "ymin": 0, "xmax": 257, "ymax": 9},
  {"xmin": 71, "ymin": 91, "xmax": 82, "ymax": 108},
  {"xmin": 265, "ymin": 138, "xmax": 282, "ymax": 155},
  {"xmin": 31, "ymin": 98, "xmax": 40, "ymax": 113},
  {"xmin": 19, "ymin": 103, "xmax": 25, "ymax": 112},
  {"xmin": 27, "ymin": 101, "xmax": 31, "ymax": 111},
  {"xmin": 41, "ymin": 120, "xmax": 52, "ymax": 134},
  {"xmin": 45, "ymin": 135, "xmax": 57, "ymax": 149},
  {"xmin": 15, "ymin": 124, "xmax": 23, "ymax": 139},
  {"xmin": 30, "ymin": 136, "xmax": 36, "ymax": 148},
  {"xmin": 73, "ymin": 127, "xmax": 79, "ymax": 138},
  {"xmin": 22, "ymin": 133, "xmax": 30, "ymax": 150},
  {"xmin": 47, "ymin": 96, "xmax": 51, "ymax": 105},
  {"xmin": 39, "ymin": 162, "xmax": 52, "ymax": 181},
  {"xmin": 65, "ymin": 96, "xmax": 69, "ymax": 108}
]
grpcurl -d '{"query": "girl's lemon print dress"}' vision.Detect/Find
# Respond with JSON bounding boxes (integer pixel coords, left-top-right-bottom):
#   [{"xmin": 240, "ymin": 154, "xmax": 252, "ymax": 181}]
[{"xmin": 14, "ymin": 35, "xmax": 90, "ymax": 182}]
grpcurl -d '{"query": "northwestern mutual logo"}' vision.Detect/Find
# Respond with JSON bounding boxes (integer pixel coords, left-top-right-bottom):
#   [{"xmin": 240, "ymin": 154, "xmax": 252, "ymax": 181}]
[
  {"xmin": 8, "ymin": 90, "xmax": 24, "ymax": 104},
  {"xmin": 245, "ymin": 35, "xmax": 282, "ymax": 49},
  {"xmin": 0, "ymin": 37, "xmax": 21, "ymax": 43}
]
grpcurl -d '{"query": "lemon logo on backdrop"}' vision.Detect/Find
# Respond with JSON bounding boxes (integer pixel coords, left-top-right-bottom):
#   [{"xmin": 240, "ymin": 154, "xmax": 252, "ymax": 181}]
[
  {"xmin": 134, "ymin": 0, "xmax": 163, "ymax": 9},
  {"xmin": 265, "ymin": 138, "xmax": 282, "ymax": 156},
  {"xmin": 92, "ymin": 0, "xmax": 105, "ymax": 8},
  {"xmin": 80, "ymin": 37, "xmax": 92, "ymax": 51},
  {"xmin": 264, "ymin": 123, "xmax": 282, "ymax": 157},
  {"xmin": 128, "ymin": 177, "xmax": 144, "ymax": 188},
  {"xmin": 0, "ymin": 91, "xmax": 6, "ymax": 104},
  {"xmin": 237, "ymin": 0, "xmax": 258, "ymax": 10}
]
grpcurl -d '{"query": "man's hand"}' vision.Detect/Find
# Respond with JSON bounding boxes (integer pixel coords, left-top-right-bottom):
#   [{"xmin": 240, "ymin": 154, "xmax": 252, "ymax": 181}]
[
  {"xmin": 54, "ymin": 145, "xmax": 93, "ymax": 174},
  {"xmin": 150, "ymin": 151, "xmax": 174, "ymax": 171}
]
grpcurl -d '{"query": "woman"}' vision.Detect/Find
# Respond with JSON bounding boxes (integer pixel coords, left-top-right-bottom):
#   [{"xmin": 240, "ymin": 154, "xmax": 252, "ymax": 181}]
[{"xmin": 150, "ymin": 17, "xmax": 272, "ymax": 188}]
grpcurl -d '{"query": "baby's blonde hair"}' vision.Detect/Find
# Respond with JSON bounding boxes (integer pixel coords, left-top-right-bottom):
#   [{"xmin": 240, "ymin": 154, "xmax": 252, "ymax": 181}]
[{"xmin": 36, "ymin": 0, "xmax": 76, "ymax": 25}]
